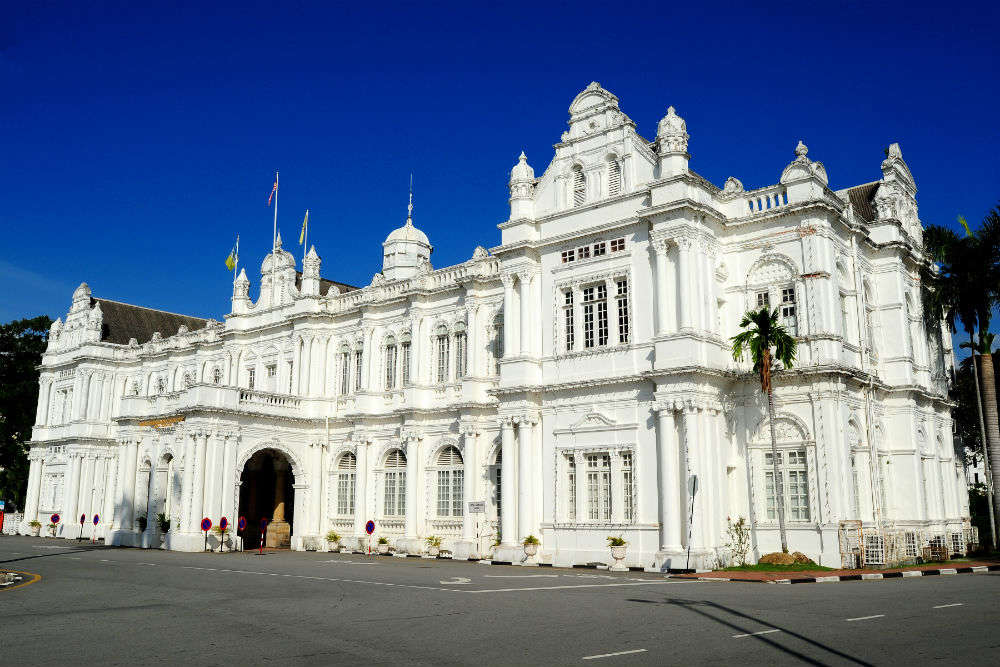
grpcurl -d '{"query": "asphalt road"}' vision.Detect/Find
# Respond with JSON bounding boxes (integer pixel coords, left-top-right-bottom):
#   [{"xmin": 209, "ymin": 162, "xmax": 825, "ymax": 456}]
[{"xmin": 1, "ymin": 535, "xmax": 998, "ymax": 666}]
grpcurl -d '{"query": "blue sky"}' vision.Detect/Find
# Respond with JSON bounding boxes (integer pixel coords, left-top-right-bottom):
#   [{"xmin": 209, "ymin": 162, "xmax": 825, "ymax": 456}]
[{"xmin": 3, "ymin": 1, "xmax": 998, "ymax": 354}]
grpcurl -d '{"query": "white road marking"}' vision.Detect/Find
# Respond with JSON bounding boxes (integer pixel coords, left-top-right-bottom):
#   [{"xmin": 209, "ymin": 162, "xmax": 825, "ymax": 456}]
[
  {"xmin": 933, "ymin": 603, "xmax": 963, "ymax": 609},
  {"xmin": 466, "ymin": 581, "xmax": 677, "ymax": 593},
  {"xmin": 484, "ymin": 574, "xmax": 559, "ymax": 578},
  {"xmin": 732, "ymin": 629, "xmax": 781, "ymax": 639},
  {"xmin": 32, "ymin": 546, "xmax": 74, "ymax": 550},
  {"xmin": 321, "ymin": 559, "xmax": 375, "ymax": 564},
  {"xmin": 846, "ymin": 615, "xmax": 884, "ymax": 622},
  {"xmin": 582, "ymin": 649, "xmax": 647, "ymax": 660},
  {"xmin": 440, "ymin": 577, "xmax": 472, "ymax": 585}
]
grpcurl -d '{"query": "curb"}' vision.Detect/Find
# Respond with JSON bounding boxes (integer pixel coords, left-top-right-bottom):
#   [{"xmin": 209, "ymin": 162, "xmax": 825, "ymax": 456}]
[
  {"xmin": 346, "ymin": 550, "xmax": 694, "ymax": 574},
  {"xmin": 676, "ymin": 564, "xmax": 1000, "ymax": 585}
]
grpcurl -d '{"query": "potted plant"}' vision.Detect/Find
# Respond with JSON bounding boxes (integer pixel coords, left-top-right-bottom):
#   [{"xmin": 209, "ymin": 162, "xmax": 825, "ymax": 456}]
[
  {"xmin": 425, "ymin": 535, "xmax": 442, "ymax": 556},
  {"xmin": 156, "ymin": 512, "xmax": 170, "ymax": 544},
  {"xmin": 28, "ymin": 520, "xmax": 41, "ymax": 537},
  {"xmin": 212, "ymin": 524, "xmax": 230, "ymax": 551},
  {"xmin": 325, "ymin": 530, "xmax": 341, "ymax": 552},
  {"xmin": 607, "ymin": 536, "xmax": 628, "ymax": 571},
  {"xmin": 522, "ymin": 534, "xmax": 540, "ymax": 557},
  {"xmin": 376, "ymin": 536, "xmax": 390, "ymax": 554},
  {"xmin": 136, "ymin": 513, "xmax": 147, "ymax": 533},
  {"xmin": 47, "ymin": 522, "xmax": 58, "ymax": 537}
]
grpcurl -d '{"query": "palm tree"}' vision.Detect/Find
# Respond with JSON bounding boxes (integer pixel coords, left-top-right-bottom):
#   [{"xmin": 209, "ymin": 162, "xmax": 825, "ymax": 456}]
[
  {"xmin": 922, "ymin": 208, "xmax": 1000, "ymax": 549},
  {"xmin": 731, "ymin": 307, "xmax": 798, "ymax": 553},
  {"xmin": 960, "ymin": 336, "xmax": 997, "ymax": 548}
]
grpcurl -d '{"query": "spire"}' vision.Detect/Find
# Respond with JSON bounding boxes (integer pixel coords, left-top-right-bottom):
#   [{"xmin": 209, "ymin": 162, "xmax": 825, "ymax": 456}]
[{"xmin": 275, "ymin": 228, "xmax": 283, "ymax": 249}]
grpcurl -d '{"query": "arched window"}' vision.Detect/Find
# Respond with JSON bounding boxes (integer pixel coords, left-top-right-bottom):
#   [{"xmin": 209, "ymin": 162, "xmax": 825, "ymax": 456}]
[
  {"xmin": 435, "ymin": 324, "xmax": 450, "ymax": 384},
  {"xmin": 572, "ymin": 166, "xmax": 586, "ymax": 207},
  {"xmin": 212, "ymin": 367, "xmax": 222, "ymax": 385},
  {"xmin": 454, "ymin": 323, "xmax": 467, "ymax": 379},
  {"xmin": 383, "ymin": 449, "xmax": 406, "ymax": 517},
  {"xmin": 607, "ymin": 159, "xmax": 621, "ymax": 197},
  {"xmin": 436, "ymin": 446, "xmax": 464, "ymax": 517},
  {"xmin": 384, "ymin": 335, "xmax": 397, "ymax": 390},
  {"xmin": 400, "ymin": 332, "xmax": 412, "ymax": 385},
  {"xmin": 492, "ymin": 313, "xmax": 504, "ymax": 374},
  {"xmin": 863, "ymin": 280, "xmax": 878, "ymax": 359},
  {"xmin": 336, "ymin": 452, "xmax": 357, "ymax": 516}
]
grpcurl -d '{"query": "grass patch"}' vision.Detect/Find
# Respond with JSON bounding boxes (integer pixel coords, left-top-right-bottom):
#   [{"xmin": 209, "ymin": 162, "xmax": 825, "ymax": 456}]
[{"xmin": 721, "ymin": 563, "xmax": 835, "ymax": 572}]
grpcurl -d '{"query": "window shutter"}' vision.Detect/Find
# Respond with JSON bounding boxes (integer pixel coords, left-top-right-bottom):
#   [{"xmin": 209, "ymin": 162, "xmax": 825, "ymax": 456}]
[
  {"xmin": 608, "ymin": 161, "xmax": 621, "ymax": 196},
  {"xmin": 573, "ymin": 168, "xmax": 586, "ymax": 206}
]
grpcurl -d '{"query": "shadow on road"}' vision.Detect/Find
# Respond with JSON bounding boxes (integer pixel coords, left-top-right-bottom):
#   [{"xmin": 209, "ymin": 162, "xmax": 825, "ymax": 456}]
[
  {"xmin": 0, "ymin": 543, "xmax": 109, "ymax": 565},
  {"xmin": 627, "ymin": 597, "xmax": 873, "ymax": 666}
]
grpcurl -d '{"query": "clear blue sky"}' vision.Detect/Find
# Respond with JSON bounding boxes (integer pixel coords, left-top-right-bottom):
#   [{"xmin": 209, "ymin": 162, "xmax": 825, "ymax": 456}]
[{"xmin": 3, "ymin": 1, "xmax": 998, "ymax": 350}]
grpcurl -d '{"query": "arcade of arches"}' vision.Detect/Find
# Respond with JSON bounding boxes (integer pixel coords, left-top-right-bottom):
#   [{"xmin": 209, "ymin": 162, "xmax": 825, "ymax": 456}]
[{"xmin": 238, "ymin": 449, "xmax": 295, "ymax": 549}]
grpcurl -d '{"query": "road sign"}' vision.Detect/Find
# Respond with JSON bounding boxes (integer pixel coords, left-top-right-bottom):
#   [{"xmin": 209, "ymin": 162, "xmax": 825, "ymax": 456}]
[
  {"xmin": 238, "ymin": 516, "xmax": 246, "ymax": 531},
  {"xmin": 0, "ymin": 500, "xmax": 5, "ymax": 511},
  {"xmin": 201, "ymin": 517, "xmax": 212, "ymax": 531},
  {"xmin": 80, "ymin": 513, "xmax": 86, "ymax": 525},
  {"xmin": 468, "ymin": 501, "xmax": 486, "ymax": 514},
  {"xmin": 219, "ymin": 517, "xmax": 228, "ymax": 531},
  {"xmin": 365, "ymin": 520, "xmax": 375, "ymax": 535},
  {"xmin": 259, "ymin": 517, "xmax": 269, "ymax": 532},
  {"xmin": 93, "ymin": 514, "xmax": 99, "ymax": 525},
  {"xmin": 51, "ymin": 513, "xmax": 60, "ymax": 524}
]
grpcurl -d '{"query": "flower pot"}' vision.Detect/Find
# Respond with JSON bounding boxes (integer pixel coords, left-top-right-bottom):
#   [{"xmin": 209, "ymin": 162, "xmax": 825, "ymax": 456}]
[
  {"xmin": 326, "ymin": 539, "xmax": 340, "ymax": 552},
  {"xmin": 30, "ymin": 525, "xmax": 41, "ymax": 537},
  {"xmin": 609, "ymin": 545, "xmax": 627, "ymax": 571},
  {"xmin": 523, "ymin": 543, "xmax": 538, "ymax": 557},
  {"xmin": 428, "ymin": 546, "xmax": 440, "ymax": 557},
  {"xmin": 48, "ymin": 526, "xmax": 57, "ymax": 537},
  {"xmin": 377, "ymin": 543, "xmax": 389, "ymax": 554}
]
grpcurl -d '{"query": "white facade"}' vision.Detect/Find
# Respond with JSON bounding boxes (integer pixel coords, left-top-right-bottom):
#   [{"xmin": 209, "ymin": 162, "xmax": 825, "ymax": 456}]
[{"xmin": 21, "ymin": 83, "xmax": 968, "ymax": 568}]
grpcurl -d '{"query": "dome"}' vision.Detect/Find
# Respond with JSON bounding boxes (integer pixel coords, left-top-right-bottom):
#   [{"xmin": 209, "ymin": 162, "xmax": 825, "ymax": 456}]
[
  {"xmin": 510, "ymin": 151, "xmax": 534, "ymax": 182},
  {"xmin": 385, "ymin": 219, "xmax": 430, "ymax": 246}
]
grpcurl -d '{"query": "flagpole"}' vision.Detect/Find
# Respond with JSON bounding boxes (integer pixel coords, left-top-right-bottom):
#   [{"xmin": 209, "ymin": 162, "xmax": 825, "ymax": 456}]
[
  {"xmin": 233, "ymin": 234, "xmax": 240, "ymax": 289},
  {"xmin": 302, "ymin": 209, "xmax": 308, "ymax": 268},
  {"xmin": 272, "ymin": 170, "xmax": 279, "ymax": 307}
]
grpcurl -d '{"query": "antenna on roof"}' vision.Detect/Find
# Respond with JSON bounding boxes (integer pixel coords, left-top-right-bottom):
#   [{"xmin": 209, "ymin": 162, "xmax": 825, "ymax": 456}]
[{"xmin": 406, "ymin": 173, "xmax": 414, "ymax": 226}]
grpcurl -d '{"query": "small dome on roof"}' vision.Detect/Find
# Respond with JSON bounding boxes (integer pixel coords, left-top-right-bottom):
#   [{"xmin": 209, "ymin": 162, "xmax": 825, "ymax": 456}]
[
  {"xmin": 510, "ymin": 151, "xmax": 534, "ymax": 182},
  {"xmin": 385, "ymin": 219, "xmax": 430, "ymax": 246}
]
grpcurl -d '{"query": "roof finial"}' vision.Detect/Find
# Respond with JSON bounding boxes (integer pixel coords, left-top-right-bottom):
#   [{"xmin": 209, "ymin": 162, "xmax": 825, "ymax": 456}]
[{"xmin": 406, "ymin": 173, "xmax": 413, "ymax": 227}]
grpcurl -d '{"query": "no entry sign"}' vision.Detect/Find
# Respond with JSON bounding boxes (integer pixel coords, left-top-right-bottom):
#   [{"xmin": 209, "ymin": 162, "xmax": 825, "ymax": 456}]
[
  {"xmin": 219, "ymin": 517, "xmax": 228, "ymax": 531},
  {"xmin": 79, "ymin": 513, "xmax": 86, "ymax": 525},
  {"xmin": 365, "ymin": 520, "xmax": 375, "ymax": 535},
  {"xmin": 238, "ymin": 516, "xmax": 246, "ymax": 531},
  {"xmin": 51, "ymin": 513, "xmax": 60, "ymax": 524},
  {"xmin": 259, "ymin": 517, "xmax": 269, "ymax": 532},
  {"xmin": 92, "ymin": 514, "xmax": 99, "ymax": 525},
  {"xmin": 201, "ymin": 517, "xmax": 212, "ymax": 531}
]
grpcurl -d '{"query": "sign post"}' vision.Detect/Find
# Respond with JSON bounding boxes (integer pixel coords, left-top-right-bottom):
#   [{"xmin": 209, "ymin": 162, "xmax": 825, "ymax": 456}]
[
  {"xmin": 50, "ymin": 513, "xmax": 60, "ymax": 537},
  {"xmin": 92, "ymin": 514, "xmax": 99, "ymax": 543},
  {"xmin": 0, "ymin": 500, "xmax": 5, "ymax": 533},
  {"xmin": 258, "ymin": 517, "xmax": 269, "ymax": 555},
  {"xmin": 468, "ymin": 501, "xmax": 485, "ymax": 558},
  {"xmin": 201, "ymin": 517, "xmax": 212, "ymax": 552},
  {"xmin": 685, "ymin": 475, "xmax": 698, "ymax": 571},
  {"xmin": 365, "ymin": 520, "xmax": 375, "ymax": 556},
  {"xmin": 238, "ymin": 516, "xmax": 247, "ymax": 552},
  {"xmin": 218, "ymin": 517, "xmax": 228, "ymax": 553},
  {"xmin": 79, "ymin": 513, "xmax": 86, "ymax": 541}
]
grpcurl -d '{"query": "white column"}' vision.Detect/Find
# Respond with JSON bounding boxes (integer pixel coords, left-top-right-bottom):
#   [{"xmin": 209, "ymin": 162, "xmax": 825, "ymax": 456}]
[
  {"xmin": 517, "ymin": 418, "xmax": 534, "ymax": 542},
  {"xmin": 462, "ymin": 430, "xmax": 477, "ymax": 540},
  {"xmin": 23, "ymin": 454, "xmax": 43, "ymax": 525},
  {"xmin": 80, "ymin": 454, "xmax": 96, "ymax": 520},
  {"xmin": 519, "ymin": 274, "xmax": 531, "ymax": 357},
  {"xmin": 467, "ymin": 307, "xmax": 478, "ymax": 377},
  {"xmin": 502, "ymin": 275, "xmax": 516, "ymax": 357},
  {"xmin": 682, "ymin": 408, "xmax": 699, "ymax": 549},
  {"xmin": 36, "ymin": 382, "xmax": 50, "ymax": 426},
  {"xmin": 292, "ymin": 338, "xmax": 302, "ymax": 394},
  {"xmin": 654, "ymin": 241, "xmax": 669, "ymax": 335},
  {"xmin": 499, "ymin": 419, "xmax": 516, "ymax": 545},
  {"xmin": 656, "ymin": 407, "xmax": 681, "ymax": 551},
  {"xmin": 573, "ymin": 451, "xmax": 585, "ymax": 523},
  {"xmin": 202, "ymin": 435, "xmax": 219, "ymax": 523},
  {"xmin": 404, "ymin": 438, "xmax": 419, "ymax": 539},
  {"xmin": 677, "ymin": 239, "xmax": 692, "ymax": 330},
  {"xmin": 119, "ymin": 440, "xmax": 139, "ymax": 531},
  {"xmin": 219, "ymin": 435, "xmax": 236, "ymax": 523},
  {"xmin": 101, "ymin": 454, "xmax": 116, "ymax": 537},
  {"xmin": 354, "ymin": 442, "xmax": 368, "ymax": 539},
  {"xmin": 189, "ymin": 433, "xmax": 207, "ymax": 531},
  {"xmin": 181, "ymin": 433, "xmax": 196, "ymax": 532},
  {"xmin": 63, "ymin": 452, "xmax": 83, "ymax": 534}
]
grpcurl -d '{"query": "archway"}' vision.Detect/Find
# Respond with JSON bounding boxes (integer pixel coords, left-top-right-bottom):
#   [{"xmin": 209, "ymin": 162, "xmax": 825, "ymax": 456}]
[{"xmin": 238, "ymin": 449, "xmax": 295, "ymax": 549}]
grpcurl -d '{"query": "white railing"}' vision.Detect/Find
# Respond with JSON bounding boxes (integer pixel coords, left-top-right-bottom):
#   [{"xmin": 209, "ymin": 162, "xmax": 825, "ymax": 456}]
[
  {"xmin": 238, "ymin": 389, "xmax": 301, "ymax": 409},
  {"xmin": 743, "ymin": 185, "xmax": 788, "ymax": 215}
]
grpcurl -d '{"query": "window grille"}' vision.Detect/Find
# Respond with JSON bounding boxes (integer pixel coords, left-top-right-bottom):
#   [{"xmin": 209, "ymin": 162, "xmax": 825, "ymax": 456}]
[
  {"xmin": 578, "ymin": 245, "xmax": 590, "ymax": 260},
  {"xmin": 336, "ymin": 453, "xmax": 356, "ymax": 516},
  {"xmin": 622, "ymin": 452, "xmax": 634, "ymax": 522},
  {"xmin": 564, "ymin": 290, "xmax": 575, "ymax": 351},
  {"xmin": 567, "ymin": 455, "xmax": 576, "ymax": 521},
  {"xmin": 583, "ymin": 287, "xmax": 595, "ymax": 348},
  {"xmin": 354, "ymin": 350, "xmax": 363, "ymax": 392},
  {"xmin": 246, "ymin": 370, "xmax": 254, "ymax": 391},
  {"xmin": 401, "ymin": 342, "xmax": 411, "ymax": 385},
  {"xmin": 764, "ymin": 450, "xmax": 810, "ymax": 521},
  {"xmin": 455, "ymin": 331, "xmax": 467, "ymax": 378},
  {"xmin": 340, "ymin": 351, "xmax": 350, "ymax": 395},
  {"xmin": 608, "ymin": 160, "xmax": 621, "ymax": 196},
  {"xmin": 436, "ymin": 330, "xmax": 450, "ymax": 383},
  {"xmin": 616, "ymin": 279, "xmax": 629, "ymax": 344},
  {"xmin": 385, "ymin": 341, "xmax": 397, "ymax": 390},
  {"xmin": 596, "ymin": 284, "xmax": 609, "ymax": 346},
  {"xmin": 610, "ymin": 238, "xmax": 625, "ymax": 252},
  {"xmin": 781, "ymin": 287, "xmax": 797, "ymax": 335},
  {"xmin": 436, "ymin": 446, "xmax": 464, "ymax": 517},
  {"xmin": 586, "ymin": 454, "xmax": 612, "ymax": 521},
  {"xmin": 573, "ymin": 167, "xmax": 586, "ymax": 206},
  {"xmin": 593, "ymin": 241, "xmax": 606, "ymax": 257},
  {"xmin": 383, "ymin": 450, "xmax": 406, "ymax": 516},
  {"xmin": 494, "ymin": 460, "xmax": 502, "ymax": 541},
  {"xmin": 756, "ymin": 291, "xmax": 770, "ymax": 309},
  {"xmin": 561, "ymin": 249, "xmax": 575, "ymax": 263}
]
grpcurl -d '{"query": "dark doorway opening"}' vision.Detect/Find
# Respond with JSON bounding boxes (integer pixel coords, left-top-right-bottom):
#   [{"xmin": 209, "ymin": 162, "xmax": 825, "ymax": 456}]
[{"xmin": 238, "ymin": 449, "xmax": 295, "ymax": 549}]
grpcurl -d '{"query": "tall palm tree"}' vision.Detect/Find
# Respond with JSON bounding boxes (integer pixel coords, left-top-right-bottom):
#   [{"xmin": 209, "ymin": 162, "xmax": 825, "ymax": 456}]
[
  {"xmin": 960, "ymin": 335, "xmax": 997, "ymax": 547},
  {"xmin": 731, "ymin": 307, "xmax": 798, "ymax": 553},
  {"xmin": 922, "ymin": 208, "xmax": 1000, "ymax": 549}
]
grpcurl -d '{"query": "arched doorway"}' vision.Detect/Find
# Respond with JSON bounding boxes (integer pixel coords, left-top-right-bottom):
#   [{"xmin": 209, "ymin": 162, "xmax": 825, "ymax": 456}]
[{"xmin": 238, "ymin": 449, "xmax": 295, "ymax": 549}]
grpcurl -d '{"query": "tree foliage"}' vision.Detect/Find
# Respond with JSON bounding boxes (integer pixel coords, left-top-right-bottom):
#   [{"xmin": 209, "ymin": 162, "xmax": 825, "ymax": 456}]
[{"xmin": 0, "ymin": 316, "xmax": 52, "ymax": 509}]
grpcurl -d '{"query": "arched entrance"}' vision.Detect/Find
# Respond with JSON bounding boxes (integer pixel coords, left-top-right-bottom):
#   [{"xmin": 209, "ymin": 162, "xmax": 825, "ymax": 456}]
[{"xmin": 238, "ymin": 449, "xmax": 295, "ymax": 549}]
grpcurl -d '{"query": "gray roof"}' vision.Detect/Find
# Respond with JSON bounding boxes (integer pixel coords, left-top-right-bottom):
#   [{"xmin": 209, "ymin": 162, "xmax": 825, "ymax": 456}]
[
  {"xmin": 845, "ymin": 181, "xmax": 879, "ymax": 223},
  {"xmin": 294, "ymin": 271, "xmax": 358, "ymax": 295},
  {"xmin": 92, "ymin": 298, "xmax": 209, "ymax": 345}
]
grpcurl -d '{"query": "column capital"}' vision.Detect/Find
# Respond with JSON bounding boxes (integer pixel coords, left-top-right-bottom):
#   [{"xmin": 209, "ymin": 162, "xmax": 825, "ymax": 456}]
[
  {"xmin": 497, "ymin": 415, "xmax": 515, "ymax": 429},
  {"xmin": 500, "ymin": 272, "xmax": 516, "ymax": 288}
]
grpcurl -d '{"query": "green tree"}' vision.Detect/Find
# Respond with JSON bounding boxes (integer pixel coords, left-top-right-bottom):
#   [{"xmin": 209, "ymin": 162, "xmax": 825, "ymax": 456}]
[
  {"xmin": 0, "ymin": 316, "xmax": 52, "ymax": 510},
  {"xmin": 922, "ymin": 207, "xmax": 1000, "ymax": 549},
  {"xmin": 731, "ymin": 307, "xmax": 798, "ymax": 553}
]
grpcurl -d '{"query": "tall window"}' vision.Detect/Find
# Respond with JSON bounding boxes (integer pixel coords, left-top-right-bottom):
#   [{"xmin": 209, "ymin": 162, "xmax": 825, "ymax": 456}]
[
  {"xmin": 764, "ymin": 450, "xmax": 810, "ymax": 521},
  {"xmin": 840, "ymin": 294, "xmax": 850, "ymax": 341},
  {"xmin": 583, "ymin": 287, "xmax": 595, "ymax": 348},
  {"xmin": 354, "ymin": 349, "xmax": 363, "ymax": 392},
  {"xmin": 608, "ymin": 160, "xmax": 621, "ymax": 196},
  {"xmin": 455, "ymin": 327, "xmax": 467, "ymax": 378},
  {"xmin": 336, "ymin": 453, "xmax": 356, "ymax": 516},
  {"xmin": 567, "ymin": 455, "xmax": 576, "ymax": 520},
  {"xmin": 339, "ymin": 350, "xmax": 350, "ymax": 395},
  {"xmin": 493, "ymin": 450, "xmax": 502, "ymax": 537},
  {"xmin": 436, "ymin": 326, "xmax": 450, "ymax": 383},
  {"xmin": 246, "ymin": 369, "xmax": 254, "ymax": 391},
  {"xmin": 564, "ymin": 290, "xmax": 575, "ymax": 351},
  {"xmin": 780, "ymin": 287, "xmax": 797, "ymax": 335},
  {"xmin": 586, "ymin": 454, "xmax": 612, "ymax": 521},
  {"xmin": 436, "ymin": 446, "xmax": 464, "ymax": 517},
  {"xmin": 384, "ymin": 337, "xmax": 397, "ymax": 390},
  {"xmin": 493, "ymin": 314, "xmax": 504, "ymax": 373},
  {"xmin": 616, "ymin": 279, "xmax": 629, "ymax": 344},
  {"xmin": 383, "ymin": 450, "xmax": 406, "ymax": 516},
  {"xmin": 212, "ymin": 368, "xmax": 222, "ymax": 385},
  {"xmin": 573, "ymin": 166, "xmax": 586, "ymax": 206},
  {"xmin": 287, "ymin": 361, "xmax": 293, "ymax": 393},
  {"xmin": 401, "ymin": 339, "xmax": 411, "ymax": 385},
  {"xmin": 622, "ymin": 452, "xmax": 634, "ymax": 522}
]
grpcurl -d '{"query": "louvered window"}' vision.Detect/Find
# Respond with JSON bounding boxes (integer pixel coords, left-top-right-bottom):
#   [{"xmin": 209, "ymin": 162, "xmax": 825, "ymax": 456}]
[
  {"xmin": 622, "ymin": 452, "xmax": 634, "ymax": 521},
  {"xmin": 608, "ymin": 160, "xmax": 621, "ymax": 196},
  {"xmin": 436, "ymin": 327, "xmax": 450, "ymax": 383},
  {"xmin": 616, "ymin": 279, "xmax": 629, "ymax": 344},
  {"xmin": 354, "ymin": 349, "xmax": 363, "ymax": 391},
  {"xmin": 384, "ymin": 338, "xmax": 397, "ymax": 390},
  {"xmin": 573, "ymin": 167, "xmax": 586, "ymax": 207},
  {"xmin": 339, "ymin": 351, "xmax": 350, "ymax": 394},
  {"xmin": 401, "ymin": 342, "xmax": 411, "ymax": 385},
  {"xmin": 564, "ymin": 290, "xmax": 575, "ymax": 351},
  {"xmin": 383, "ymin": 450, "xmax": 407, "ymax": 516},
  {"xmin": 336, "ymin": 453, "xmax": 356, "ymax": 516},
  {"xmin": 436, "ymin": 446, "xmax": 464, "ymax": 517},
  {"xmin": 455, "ymin": 330, "xmax": 467, "ymax": 378}
]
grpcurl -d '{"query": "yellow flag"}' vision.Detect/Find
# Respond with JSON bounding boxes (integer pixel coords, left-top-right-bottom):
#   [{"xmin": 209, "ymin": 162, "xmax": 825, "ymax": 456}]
[
  {"xmin": 225, "ymin": 251, "xmax": 236, "ymax": 272},
  {"xmin": 299, "ymin": 209, "xmax": 309, "ymax": 245}
]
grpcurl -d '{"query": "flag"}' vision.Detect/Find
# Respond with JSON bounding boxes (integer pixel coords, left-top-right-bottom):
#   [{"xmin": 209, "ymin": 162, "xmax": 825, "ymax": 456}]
[
  {"xmin": 267, "ymin": 176, "xmax": 278, "ymax": 206},
  {"xmin": 225, "ymin": 235, "xmax": 239, "ymax": 272},
  {"xmin": 299, "ymin": 209, "xmax": 309, "ymax": 245}
]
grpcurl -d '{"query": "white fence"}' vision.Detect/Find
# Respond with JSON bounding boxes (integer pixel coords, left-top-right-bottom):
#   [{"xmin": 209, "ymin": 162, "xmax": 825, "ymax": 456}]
[
  {"xmin": 839, "ymin": 521, "xmax": 980, "ymax": 568},
  {"xmin": 2, "ymin": 512, "xmax": 24, "ymax": 535}
]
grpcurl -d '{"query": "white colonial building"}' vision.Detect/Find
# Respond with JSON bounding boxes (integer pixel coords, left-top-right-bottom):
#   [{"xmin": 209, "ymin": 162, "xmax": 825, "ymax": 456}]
[{"xmin": 20, "ymin": 83, "xmax": 969, "ymax": 568}]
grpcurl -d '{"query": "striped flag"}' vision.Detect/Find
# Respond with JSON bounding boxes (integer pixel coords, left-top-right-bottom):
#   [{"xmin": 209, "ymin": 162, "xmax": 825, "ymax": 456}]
[
  {"xmin": 299, "ymin": 209, "xmax": 309, "ymax": 245},
  {"xmin": 267, "ymin": 176, "xmax": 278, "ymax": 206}
]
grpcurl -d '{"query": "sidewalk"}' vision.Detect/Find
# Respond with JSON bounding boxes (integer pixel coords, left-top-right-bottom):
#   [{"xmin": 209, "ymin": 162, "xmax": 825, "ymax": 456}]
[{"xmin": 672, "ymin": 558, "xmax": 1000, "ymax": 584}]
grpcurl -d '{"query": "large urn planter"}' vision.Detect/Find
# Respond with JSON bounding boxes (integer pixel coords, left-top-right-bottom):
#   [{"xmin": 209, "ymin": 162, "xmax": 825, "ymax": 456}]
[
  {"xmin": 608, "ymin": 537, "xmax": 628, "ymax": 572},
  {"xmin": 522, "ymin": 534, "xmax": 540, "ymax": 559},
  {"xmin": 425, "ymin": 535, "xmax": 442, "ymax": 557},
  {"xmin": 29, "ymin": 521, "xmax": 41, "ymax": 537},
  {"xmin": 377, "ymin": 537, "xmax": 390, "ymax": 554},
  {"xmin": 325, "ymin": 531, "xmax": 342, "ymax": 553}
]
